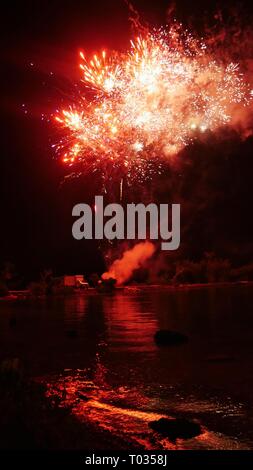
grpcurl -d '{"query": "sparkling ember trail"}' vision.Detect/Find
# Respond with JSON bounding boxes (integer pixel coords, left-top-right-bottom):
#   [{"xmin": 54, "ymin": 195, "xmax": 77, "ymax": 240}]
[{"xmin": 54, "ymin": 23, "xmax": 252, "ymax": 181}]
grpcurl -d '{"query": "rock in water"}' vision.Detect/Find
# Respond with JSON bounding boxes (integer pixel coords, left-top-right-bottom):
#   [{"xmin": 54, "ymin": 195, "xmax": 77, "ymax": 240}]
[
  {"xmin": 154, "ymin": 330, "xmax": 188, "ymax": 346},
  {"xmin": 77, "ymin": 392, "xmax": 90, "ymax": 401},
  {"xmin": 66, "ymin": 330, "xmax": 78, "ymax": 339},
  {"xmin": 149, "ymin": 417, "xmax": 201, "ymax": 441}
]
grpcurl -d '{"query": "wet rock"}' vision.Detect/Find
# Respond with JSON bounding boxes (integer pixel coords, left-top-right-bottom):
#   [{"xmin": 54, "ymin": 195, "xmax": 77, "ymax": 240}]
[
  {"xmin": 77, "ymin": 392, "xmax": 90, "ymax": 401},
  {"xmin": 149, "ymin": 417, "xmax": 201, "ymax": 441},
  {"xmin": 154, "ymin": 330, "xmax": 188, "ymax": 346}
]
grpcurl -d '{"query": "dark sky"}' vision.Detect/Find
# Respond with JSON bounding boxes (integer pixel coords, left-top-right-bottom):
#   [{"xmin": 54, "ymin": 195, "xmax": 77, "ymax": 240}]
[{"xmin": 1, "ymin": 1, "xmax": 253, "ymax": 280}]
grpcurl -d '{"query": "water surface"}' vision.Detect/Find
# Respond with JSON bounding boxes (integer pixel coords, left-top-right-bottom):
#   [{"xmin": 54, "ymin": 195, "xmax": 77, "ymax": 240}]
[{"xmin": 1, "ymin": 285, "xmax": 253, "ymax": 449}]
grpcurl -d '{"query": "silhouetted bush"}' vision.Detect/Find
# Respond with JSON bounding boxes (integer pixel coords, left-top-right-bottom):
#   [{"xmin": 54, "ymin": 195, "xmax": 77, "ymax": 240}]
[
  {"xmin": 0, "ymin": 281, "xmax": 9, "ymax": 297},
  {"xmin": 230, "ymin": 263, "xmax": 253, "ymax": 281}
]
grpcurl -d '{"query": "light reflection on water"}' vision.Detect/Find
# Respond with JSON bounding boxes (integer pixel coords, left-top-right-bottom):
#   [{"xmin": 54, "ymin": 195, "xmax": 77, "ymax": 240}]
[
  {"xmin": 43, "ymin": 370, "xmax": 248, "ymax": 450},
  {"xmin": 1, "ymin": 285, "xmax": 253, "ymax": 449}
]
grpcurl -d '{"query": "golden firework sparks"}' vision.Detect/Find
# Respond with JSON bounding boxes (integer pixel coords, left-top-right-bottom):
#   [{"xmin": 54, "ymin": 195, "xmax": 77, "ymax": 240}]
[{"xmin": 54, "ymin": 24, "xmax": 252, "ymax": 180}]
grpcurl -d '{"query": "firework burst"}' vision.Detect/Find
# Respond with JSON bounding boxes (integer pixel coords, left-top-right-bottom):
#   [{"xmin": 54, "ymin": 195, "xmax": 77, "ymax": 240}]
[{"xmin": 54, "ymin": 23, "xmax": 252, "ymax": 182}]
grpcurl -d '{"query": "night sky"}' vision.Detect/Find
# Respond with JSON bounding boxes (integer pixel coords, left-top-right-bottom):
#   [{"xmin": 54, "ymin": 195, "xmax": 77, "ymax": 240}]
[{"xmin": 1, "ymin": 1, "xmax": 253, "ymax": 281}]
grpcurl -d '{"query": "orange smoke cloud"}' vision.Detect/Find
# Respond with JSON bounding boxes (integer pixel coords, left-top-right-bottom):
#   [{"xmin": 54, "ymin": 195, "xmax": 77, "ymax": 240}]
[{"xmin": 102, "ymin": 241, "xmax": 156, "ymax": 285}]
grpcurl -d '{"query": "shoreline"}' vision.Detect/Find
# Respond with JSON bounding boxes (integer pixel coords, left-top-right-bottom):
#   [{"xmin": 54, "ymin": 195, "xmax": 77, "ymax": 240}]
[
  {"xmin": 0, "ymin": 375, "xmax": 137, "ymax": 451},
  {"xmin": 123, "ymin": 280, "xmax": 253, "ymax": 292},
  {"xmin": 2, "ymin": 280, "xmax": 252, "ymax": 299}
]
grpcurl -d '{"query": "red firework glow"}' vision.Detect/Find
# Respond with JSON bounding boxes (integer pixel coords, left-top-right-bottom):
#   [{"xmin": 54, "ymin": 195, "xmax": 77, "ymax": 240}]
[
  {"xmin": 53, "ymin": 22, "xmax": 252, "ymax": 181},
  {"xmin": 102, "ymin": 241, "xmax": 156, "ymax": 285}
]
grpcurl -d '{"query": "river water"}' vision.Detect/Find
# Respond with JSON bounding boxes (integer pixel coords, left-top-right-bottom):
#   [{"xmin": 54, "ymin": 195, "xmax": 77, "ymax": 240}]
[{"xmin": 1, "ymin": 285, "xmax": 253, "ymax": 449}]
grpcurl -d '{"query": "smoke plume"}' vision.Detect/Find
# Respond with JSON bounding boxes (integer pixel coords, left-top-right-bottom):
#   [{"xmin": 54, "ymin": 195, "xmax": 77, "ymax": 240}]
[{"xmin": 102, "ymin": 241, "xmax": 156, "ymax": 285}]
